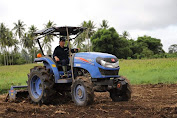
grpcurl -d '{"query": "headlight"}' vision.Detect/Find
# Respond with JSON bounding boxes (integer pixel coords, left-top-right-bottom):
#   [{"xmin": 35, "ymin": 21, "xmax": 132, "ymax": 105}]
[
  {"xmin": 96, "ymin": 57, "xmax": 119, "ymax": 68},
  {"xmin": 100, "ymin": 60, "xmax": 119, "ymax": 68}
]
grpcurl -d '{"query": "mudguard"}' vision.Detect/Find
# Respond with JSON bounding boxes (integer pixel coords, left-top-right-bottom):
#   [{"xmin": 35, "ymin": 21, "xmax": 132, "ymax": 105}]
[{"xmin": 34, "ymin": 56, "xmax": 59, "ymax": 83}]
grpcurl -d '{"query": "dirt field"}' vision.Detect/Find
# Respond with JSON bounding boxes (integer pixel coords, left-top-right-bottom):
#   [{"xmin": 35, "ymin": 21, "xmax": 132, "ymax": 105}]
[{"xmin": 0, "ymin": 84, "xmax": 177, "ymax": 118}]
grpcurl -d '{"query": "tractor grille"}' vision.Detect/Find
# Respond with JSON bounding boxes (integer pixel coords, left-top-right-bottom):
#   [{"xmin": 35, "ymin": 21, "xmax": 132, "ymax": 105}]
[{"xmin": 99, "ymin": 68, "xmax": 119, "ymax": 76}]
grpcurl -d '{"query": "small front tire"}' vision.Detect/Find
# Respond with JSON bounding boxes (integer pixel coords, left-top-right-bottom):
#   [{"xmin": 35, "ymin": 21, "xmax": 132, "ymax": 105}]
[{"xmin": 71, "ymin": 76, "xmax": 94, "ymax": 106}]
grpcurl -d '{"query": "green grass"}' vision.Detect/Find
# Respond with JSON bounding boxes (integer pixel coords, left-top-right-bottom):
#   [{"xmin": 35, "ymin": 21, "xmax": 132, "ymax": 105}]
[
  {"xmin": 119, "ymin": 58, "xmax": 177, "ymax": 84},
  {"xmin": 0, "ymin": 63, "xmax": 42, "ymax": 93},
  {"xmin": 0, "ymin": 58, "xmax": 177, "ymax": 94}
]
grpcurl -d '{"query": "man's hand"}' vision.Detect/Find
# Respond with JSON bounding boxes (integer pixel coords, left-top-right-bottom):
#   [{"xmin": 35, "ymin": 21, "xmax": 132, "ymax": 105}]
[
  {"xmin": 73, "ymin": 48, "xmax": 80, "ymax": 53},
  {"xmin": 54, "ymin": 56, "xmax": 60, "ymax": 61}
]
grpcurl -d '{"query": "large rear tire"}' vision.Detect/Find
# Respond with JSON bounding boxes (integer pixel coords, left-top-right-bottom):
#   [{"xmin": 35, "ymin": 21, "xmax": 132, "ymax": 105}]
[
  {"xmin": 71, "ymin": 76, "xmax": 94, "ymax": 106},
  {"xmin": 28, "ymin": 66, "xmax": 55, "ymax": 104}
]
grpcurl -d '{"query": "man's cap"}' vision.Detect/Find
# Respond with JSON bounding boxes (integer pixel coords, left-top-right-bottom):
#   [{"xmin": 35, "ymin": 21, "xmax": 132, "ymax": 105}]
[{"xmin": 60, "ymin": 37, "xmax": 66, "ymax": 41}]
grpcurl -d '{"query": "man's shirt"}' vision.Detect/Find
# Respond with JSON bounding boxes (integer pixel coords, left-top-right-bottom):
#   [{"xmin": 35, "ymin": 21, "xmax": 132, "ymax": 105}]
[{"xmin": 53, "ymin": 45, "xmax": 69, "ymax": 60}]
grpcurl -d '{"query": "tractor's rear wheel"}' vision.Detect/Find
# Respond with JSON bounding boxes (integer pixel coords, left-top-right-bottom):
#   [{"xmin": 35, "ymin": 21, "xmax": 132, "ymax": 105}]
[
  {"xmin": 71, "ymin": 76, "xmax": 94, "ymax": 106},
  {"xmin": 28, "ymin": 66, "xmax": 55, "ymax": 104}
]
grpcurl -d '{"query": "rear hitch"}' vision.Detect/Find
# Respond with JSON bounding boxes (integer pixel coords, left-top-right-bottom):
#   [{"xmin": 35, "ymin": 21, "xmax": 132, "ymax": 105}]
[
  {"xmin": 5, "ymin": 85, "xmax": 28, "ymax": 102},
  {"xmin": 8, "ymin": 89, "xmax": 17, "ymax": 101}
]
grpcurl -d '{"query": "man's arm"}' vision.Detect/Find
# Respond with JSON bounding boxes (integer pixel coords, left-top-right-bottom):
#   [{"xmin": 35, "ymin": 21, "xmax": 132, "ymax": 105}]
[{"xmin": 53, "ymin": 47, "xmax": 60, "ymax": 61}]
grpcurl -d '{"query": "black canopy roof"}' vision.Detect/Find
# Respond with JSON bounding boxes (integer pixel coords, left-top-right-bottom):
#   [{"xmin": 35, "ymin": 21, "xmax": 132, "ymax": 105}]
[{"xmin": 34, "ymin": 26, "xmax": 85, "ymax": 36}]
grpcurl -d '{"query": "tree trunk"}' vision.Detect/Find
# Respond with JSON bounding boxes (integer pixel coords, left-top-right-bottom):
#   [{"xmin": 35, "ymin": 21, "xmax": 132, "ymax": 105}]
[
  {"xmin": 3, "ymin": 49, "xmax": 6, "ymax": 66},
  {"xmin": 6, "ymin": 50, "xmax": 8, "ymax": 66},
  {"xmin": 5, "ymin": 48, "xmax": 8, "ymax": 66},
  {"xmin": 25, "ymin": 48, "xmax": 28, "ymax": 64},
  {"xmin": 11, "ymin": 47, "xmax": 13, "ymax": 65},
  {"xmin": 88, "ymin": 39, "xmax": 90, "ymax": 52},
  {"xmin": 33, "ymin": 49, "xmax": 35, "ymax": 63},
  {"xmin": 8, "ymin": 47, "xmax": 11, "ymax": 65},
  {"xmin": 12, "ymin": 52, "xmax": 13, "ymax": 65},
  {"xmin": 25, "ymin": 56, "xmax": 27, "ymax": 64},
  {"xmin": 86, "ymin": 29, "xmax": 89, "ymax": 52}
]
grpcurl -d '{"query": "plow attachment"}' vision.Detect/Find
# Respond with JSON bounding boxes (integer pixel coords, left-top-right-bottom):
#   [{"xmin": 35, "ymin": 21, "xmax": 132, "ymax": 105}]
[{"xmin": 5, "ymin": 85, "xmax": 28, "ymax": 102}]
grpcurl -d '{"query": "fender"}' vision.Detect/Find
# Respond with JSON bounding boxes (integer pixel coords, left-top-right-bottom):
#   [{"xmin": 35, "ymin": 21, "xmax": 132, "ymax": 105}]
[{"xmin": 34, "ymin": 56, "xmax": 59, "ymax": 83}]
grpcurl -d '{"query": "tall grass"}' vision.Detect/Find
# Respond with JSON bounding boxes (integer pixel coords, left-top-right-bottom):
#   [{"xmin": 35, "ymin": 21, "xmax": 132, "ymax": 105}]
[
  {"xmin": 119, "ymin": 58, "xmax": 177, "ymax": 84},
  {"xmin": 0, "ymin": 63, "xmax": 41, "ymax": 93}
]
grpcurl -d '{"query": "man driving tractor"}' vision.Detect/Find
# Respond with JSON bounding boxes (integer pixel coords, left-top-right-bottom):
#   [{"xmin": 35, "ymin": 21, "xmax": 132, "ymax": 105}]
[
  {"xmin": 53, "ymin": 37, "xmax": 78, "ymax": 77},
  {"xmin": 53, "ymin": 37, "xmax": 69, "ymax": 77}
]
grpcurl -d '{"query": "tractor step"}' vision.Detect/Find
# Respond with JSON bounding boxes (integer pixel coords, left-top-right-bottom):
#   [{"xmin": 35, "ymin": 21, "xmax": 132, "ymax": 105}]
[{"xmin": 57, "ymin": 78, "xmax": 72, "ymax": 83}]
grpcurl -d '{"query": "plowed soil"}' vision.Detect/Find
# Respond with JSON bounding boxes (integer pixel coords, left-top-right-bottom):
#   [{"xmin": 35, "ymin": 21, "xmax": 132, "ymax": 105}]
[{"xmin": 0, "ymin": 84, "xmax": 177, "ymax": 118}]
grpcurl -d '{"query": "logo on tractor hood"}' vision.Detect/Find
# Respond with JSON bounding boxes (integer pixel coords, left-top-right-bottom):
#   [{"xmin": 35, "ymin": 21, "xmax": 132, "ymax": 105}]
[{"xmin": 75, "ymin": 57, "xmax": 94, "ymax": 65}]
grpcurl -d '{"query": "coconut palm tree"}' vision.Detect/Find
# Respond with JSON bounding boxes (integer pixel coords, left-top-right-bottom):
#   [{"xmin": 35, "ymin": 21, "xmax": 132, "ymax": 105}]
[
  {"xmin": 84, "ymin": 20, "xmax": 96, "ymax": 52},
  {"xmin": 86, "ymin": 20, "xmax": 96, "ymax": 38},
  {"xmin": 100, "ymin": 20, "xmax": 109, "ymax": 29},
  {"xmin": 22, "ymin": 33, "xmax": 32, "ymax": 49},
  {"xmin": 6, "ymin": 29, "xmax": 14, "ymax": 65},
  {"xmin": 22, "ymin": 25, "xmax": 36, "ymax": 47},
  {"xmin": 11, "ymin": 39, "xmax": 19, "ymax": 65},
  {"xmin": 74, "ymin": 20, "xmax": 95, "ymax": 52},
  {"xmin": 21, "ymin": 33, "xmax": 34, "ymax": 63},
  {"xmin": 73, "ymin": 33, "xmax": 85, "ymax": 49},
  {"xmin": 28, "ymin": 25, "xmax": 38, "ymax": 61},
  {"xmin": 13, "ymin": 39, "xmax": 19, "ymax": 53},
  {"xmin": 13, "ymin": 20, "xmax": 26, "ymax": 40},
  {"xmin": 28, "ymin": 25, "xmax": 37, "ymax": 35},
  {"xmin": 28, "ymin": 26, "xmax": 37, "ymax": 50},
  {"xmin": 44, "ymin": 20, "xmax": 56, "ymax": 42},
  {"xmin": 0, "ymin": 23, "xmax": 8, "ymax": 65},
  {"xmin": 43, "ymin": 20, "xmax": 56, "ymax": 55},
  {"xmin": 72, "ymin": 21, "xmax": 87, "ymax": 49},
  {"xmin": 81, "ymin": 21, "xmax": 87, "ymax": 28},
  {"xmin": 21, "ymin": 49, "xmax": 29, "ymax": 63},
  {"xmin": 13, "ymin": 20, "xmax": 26, "ymax": 62}
]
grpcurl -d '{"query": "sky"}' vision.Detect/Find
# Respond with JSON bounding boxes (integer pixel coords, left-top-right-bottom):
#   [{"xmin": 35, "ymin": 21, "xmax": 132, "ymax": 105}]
[{"xmin": 0, "ymin": 0, "xmax": 177, "ymax": 52}]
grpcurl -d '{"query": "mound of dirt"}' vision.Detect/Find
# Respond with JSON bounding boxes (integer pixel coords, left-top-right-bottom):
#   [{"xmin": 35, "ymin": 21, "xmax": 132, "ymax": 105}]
[{"xmin": 0, "ymin": 84, "xmax": 177, "ymax": 118}]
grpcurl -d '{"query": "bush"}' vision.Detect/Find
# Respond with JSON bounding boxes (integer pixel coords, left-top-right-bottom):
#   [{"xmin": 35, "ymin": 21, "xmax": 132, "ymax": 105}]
[{"xmin": 127, "ymin": 57, "xmax": 132, "ymax": 60}]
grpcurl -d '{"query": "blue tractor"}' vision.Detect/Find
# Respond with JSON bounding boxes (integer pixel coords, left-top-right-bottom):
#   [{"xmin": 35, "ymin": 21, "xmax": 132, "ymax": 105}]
[{"xmin": 8, "ymin": 26, "xmax": 131, "ymax": 106}]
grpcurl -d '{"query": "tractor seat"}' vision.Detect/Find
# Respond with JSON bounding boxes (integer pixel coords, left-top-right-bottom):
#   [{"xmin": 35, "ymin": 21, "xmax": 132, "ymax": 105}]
[
  {"xmin": 57, "ymin": 64, "xmax": 71, "ymax": 71},
  {"xmin": 52, "ymin": 58, "xmax": 70, "ymax": 70},
  {"xmin": 54, "ymin": 61, "xmax": 70, "ymax": 71}
]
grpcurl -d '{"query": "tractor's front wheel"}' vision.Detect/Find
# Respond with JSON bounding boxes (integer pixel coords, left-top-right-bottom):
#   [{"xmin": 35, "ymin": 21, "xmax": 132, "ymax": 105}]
[
  {"xmin": 71, "ymin": 76, "xmax": 94, "ymax": 106},
  {"xmin": 28, "ymin": 66, "xmax": 55, "ymax": 104}
]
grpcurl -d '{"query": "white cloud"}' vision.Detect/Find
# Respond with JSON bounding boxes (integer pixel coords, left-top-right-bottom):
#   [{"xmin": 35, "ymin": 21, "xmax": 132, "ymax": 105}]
[{"xmin": 0, "ymin": 0, "xmax": 177, "ymax": 52}]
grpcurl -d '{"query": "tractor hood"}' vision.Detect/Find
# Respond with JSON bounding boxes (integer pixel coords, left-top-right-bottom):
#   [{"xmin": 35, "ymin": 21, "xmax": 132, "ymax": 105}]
[
  {"xmin": 74, "ymin": 52, "xmax": 120, "ymax": 78},
  {"xmin": 74, "ymin": 52, "xmax": 117, "ymax": 59},
  {"xmin": 74, "ymin": 52, "xmax": 119, "ymax": 70}
]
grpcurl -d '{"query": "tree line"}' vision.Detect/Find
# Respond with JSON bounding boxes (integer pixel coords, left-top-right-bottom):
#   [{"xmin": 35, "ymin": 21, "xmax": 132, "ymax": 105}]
[
  {"xmin": 0, "ymin": 20, "xmax": 177, "ymax": 66},
  {"xmin": 0, "ymin": 20, "xmax": 55, "ymax": 66}
]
